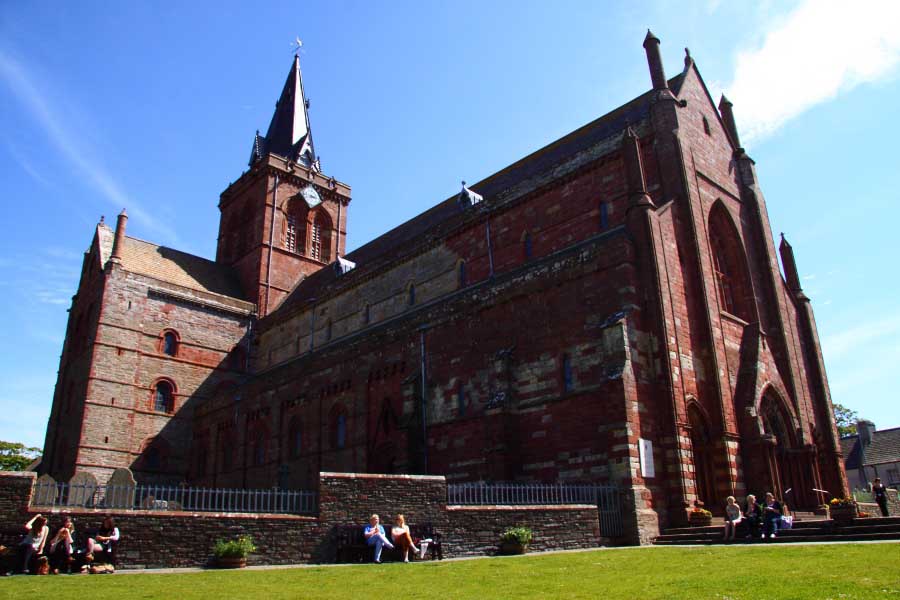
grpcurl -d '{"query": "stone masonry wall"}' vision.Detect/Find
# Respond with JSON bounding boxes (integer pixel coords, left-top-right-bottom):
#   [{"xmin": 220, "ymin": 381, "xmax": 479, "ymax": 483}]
[{"xmin": 1, "ymin": 471, "xmax": 602, "ymax": 568}]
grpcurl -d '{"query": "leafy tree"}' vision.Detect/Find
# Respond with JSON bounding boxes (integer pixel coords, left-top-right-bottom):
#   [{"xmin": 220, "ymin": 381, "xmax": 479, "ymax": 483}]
[
  {"xmin": 832, "ymin": 403, "xmax": 859, "ymax": 437},
  {"xmin": 0, "ymin": 441, "xmax": 41, "ymax": 471}
]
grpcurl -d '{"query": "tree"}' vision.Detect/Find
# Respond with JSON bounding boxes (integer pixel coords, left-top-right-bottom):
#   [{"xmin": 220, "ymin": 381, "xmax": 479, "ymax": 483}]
[
  {"xmin": 832, "ymin": 403, "xmax": 859, "ymax": 437},
  {"xmin": 0, "ymin": 441, "xmax": 41, "ymax": 471}
]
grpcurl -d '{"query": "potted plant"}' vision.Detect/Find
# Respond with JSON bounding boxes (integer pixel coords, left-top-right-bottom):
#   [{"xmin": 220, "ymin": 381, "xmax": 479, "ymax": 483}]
[
  {"xmin": 828, "ymin": 497, "xmax": 858, "ymax": 523},
  {"xmin": 213, "ymin": 535, "xmax": 257, "ymax": 568},
  {"xmin": 499, "ymin": 527, "xmax": 533, "ymax": 555},
  {"xmin": 688, "ymin": 500, "xmax": 713, "ymax": 527}
]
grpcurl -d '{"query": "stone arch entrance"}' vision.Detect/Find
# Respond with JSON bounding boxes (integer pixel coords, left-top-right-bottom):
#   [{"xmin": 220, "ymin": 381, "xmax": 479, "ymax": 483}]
[
  {"xmin": 759, "ymin": 391, "xmax": 815, "ymax": 509},
  {"xmin": 688, "ymin": 403, "xmax": 717, "ymax": 507}
]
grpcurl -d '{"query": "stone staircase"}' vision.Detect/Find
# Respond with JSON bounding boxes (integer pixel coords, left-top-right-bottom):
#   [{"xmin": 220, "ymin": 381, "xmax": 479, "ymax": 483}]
[{"xmin": 653, "ymin": 516, "xmax": 900, "ymax": 545}]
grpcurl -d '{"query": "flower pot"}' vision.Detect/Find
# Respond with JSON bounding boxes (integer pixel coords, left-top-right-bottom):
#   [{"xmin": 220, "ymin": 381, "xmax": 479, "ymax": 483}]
[
  {"xmin": 499, "ymin": 542, "xmax": 527, "ymax": 555},
  {"xmin": 830, "ymin": 504, "xmax": 858, "ymax": 523},
  {"xmin": 216, "ymin": 556, "xmax": 248, "ymax": 569},
  {"xmin": 688, "ymin": 513, "xmax": 712, "ymax": 527}
]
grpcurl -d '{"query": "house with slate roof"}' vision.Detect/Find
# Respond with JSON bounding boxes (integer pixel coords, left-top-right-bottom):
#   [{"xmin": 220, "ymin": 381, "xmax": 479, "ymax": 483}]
[
  {"xmin": 842, "ymin": 421, "xmax": 900, "ymax": 490},
  {"xmin": 40, "ymin": 32, "xmax": 847, "ymax": 543}
]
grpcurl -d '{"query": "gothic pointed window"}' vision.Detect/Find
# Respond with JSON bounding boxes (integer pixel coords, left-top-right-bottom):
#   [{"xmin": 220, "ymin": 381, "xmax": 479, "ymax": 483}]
[
  {"xmin": 309, "ymin": 211, "xmax": 332, "ymax": 262},
  {"xmin": 708, "ymin": 203, "xmax": 753, "ymax": 320}
]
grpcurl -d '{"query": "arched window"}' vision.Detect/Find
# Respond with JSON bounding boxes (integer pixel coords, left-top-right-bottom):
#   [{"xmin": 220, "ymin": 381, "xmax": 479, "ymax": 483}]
[
  {"xmin": 154, "ymin": 380, "xmax": 174, "ymax": 413},
  {"xmin": 523, "ymin": 232, "xmax": 533, "ymax": 259},
  {"xmin": 309, "ymin": 211, "xmax": 333, "ymax": 262},
  {"xmin": 708, "ymin": 203, "xmax": 753, "ymax": 320},
  {"xmin": 252, "ymin": 431, "xmax": 266, "ymax": 466},
  {"xmin": 286, "ymin": 212, "xmax": 299, "ymax": 253},
  {"xmin": 457, "ymin": 382, "xmax": 466, "ymax": 416},
  {"xmin": 332, "ymin": 409, "xmax": 348, "ymax": 450},
  {"xmin": 144, "ymin": 447, "xmax": 161, "ymax": 471},
  {"xmin": 458, "ymin": 261, "xmax": 467, "ymax": 288},
  {"xmin": 561, "ymin": 354, "xmax": 573, "ymax": 393},
  {"xmin": 408, "ymin": 284, "xmax": 416, "ymax": 307},
  {"xmin": 289, "ymin": 418, "xmax": 302, "ymax": 459},
  {"xmin": 325, "ymin": 319, "xmax": 333, "ymax": 342},
  {"xmin": 162, "ymin": 331, "xmax": 178, "ymax": 357},
  {"xmin": 599, "ymin": 202, "xmax": 609, "ymax": 230}
]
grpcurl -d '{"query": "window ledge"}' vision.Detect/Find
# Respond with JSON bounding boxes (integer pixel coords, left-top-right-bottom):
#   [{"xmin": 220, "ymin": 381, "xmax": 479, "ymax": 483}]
[{"xmin": 720, "ymin": 311, "xmax": 749, "ymax": 327}]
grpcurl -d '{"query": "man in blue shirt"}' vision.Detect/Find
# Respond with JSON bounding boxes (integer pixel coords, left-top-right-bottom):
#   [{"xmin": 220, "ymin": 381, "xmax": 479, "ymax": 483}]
[{"xmin": 364, "ymin": 514, "xmax": 394, "ymax": 563}]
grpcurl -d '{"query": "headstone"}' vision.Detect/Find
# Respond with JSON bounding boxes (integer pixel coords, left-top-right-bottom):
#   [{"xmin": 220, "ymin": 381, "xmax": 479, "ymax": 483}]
[
  {"xmin": 105, "ymin": 468, "xmax": 136, "ymax": 508},
  {"xmin": 67, "ymin": 471, "xmax": 98, "ymax": 507},
  {"xmin": 32, "ymin": 474, "xmax": 58, "ymax": 506}
]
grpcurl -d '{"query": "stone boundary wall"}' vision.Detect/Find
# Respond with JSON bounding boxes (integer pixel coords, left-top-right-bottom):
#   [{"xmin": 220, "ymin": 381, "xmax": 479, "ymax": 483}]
[{"xmin": 0, "ymin": 471, "xmax": 603, "ymax": 568}]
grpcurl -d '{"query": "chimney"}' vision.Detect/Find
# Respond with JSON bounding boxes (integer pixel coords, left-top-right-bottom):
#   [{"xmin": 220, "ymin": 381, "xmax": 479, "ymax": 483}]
[
  {"xmin": 857, "ymin": 420, "xmax": 876, "ymax": 447},
  {"xmin": 643, "ymin": 30, "xmax": 668, "ymax": 91},
  {"xmin": 718, "ymin": 95, "xmax": 742, "ymax": 150},
  {"xmin": 110, "ymin": 209, "xmax": 128, "ymax": 263}
]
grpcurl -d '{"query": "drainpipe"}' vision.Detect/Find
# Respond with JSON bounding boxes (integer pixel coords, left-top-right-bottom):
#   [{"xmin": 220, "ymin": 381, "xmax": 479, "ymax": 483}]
[
  {"xmin": 336, "ymin": 199, "xmax": 342, "ymax": 258},
  {"xmin": 485, "ymin": 218, "xmax": 495, "ymax": 277},
  {"xmin": 419, "ymin": 326, "xmax": 429, "ymax": 473},
  {"xmin": 308, "ymin": 298, "xmax": 317, "ymax": 352},
  {"xmin": 263, "ymin": 174, "xmax": 279, "ymax": 316}
]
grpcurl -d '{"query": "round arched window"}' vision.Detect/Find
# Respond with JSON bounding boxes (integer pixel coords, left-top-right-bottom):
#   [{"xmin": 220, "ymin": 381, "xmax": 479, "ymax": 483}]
[
  {"xmin": 154, "ymin": 381, "xmax": 174, "ymax": 413},
  {"xmin": 162, "ymin": 331, "xmax": 178, "ymax": 357}
]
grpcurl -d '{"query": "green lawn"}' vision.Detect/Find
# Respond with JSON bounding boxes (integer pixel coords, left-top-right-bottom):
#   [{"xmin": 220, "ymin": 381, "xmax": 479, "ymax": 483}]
[{"xmin": 1, "ymin": 544, "xmax": 898, "ymax": 599}]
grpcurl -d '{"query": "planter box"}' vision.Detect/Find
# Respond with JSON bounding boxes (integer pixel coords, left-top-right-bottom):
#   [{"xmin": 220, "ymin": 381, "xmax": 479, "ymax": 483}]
[
  {"xmin": 215, "ymin": 557, "xmax": 248, "ymax": 569},
  {"xmin": 499, "ymin": 542, "xmax": 528, "ymax": 555},
  {"xmin": 688, "ymin": 513, "xmax": 712, "ymax": 527},
  {"xmin": 830, "ymin": 504, "xmax": 858, "ymax": 522}
]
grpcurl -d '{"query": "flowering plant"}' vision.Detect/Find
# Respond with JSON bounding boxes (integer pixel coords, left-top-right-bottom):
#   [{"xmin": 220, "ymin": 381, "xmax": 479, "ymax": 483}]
[
  {"xmin": 829, "ymin": 497, "xmax": 857, "ymax": 507},
  {"xmin": 690, "ymin": 507, "xmax": 712, "ymax": 517}
]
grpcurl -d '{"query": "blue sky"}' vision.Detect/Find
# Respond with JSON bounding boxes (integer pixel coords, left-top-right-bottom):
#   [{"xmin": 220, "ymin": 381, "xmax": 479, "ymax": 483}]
[{"xmin": 1, "ymin": 1, "xmax": 898, "ymax": 449}]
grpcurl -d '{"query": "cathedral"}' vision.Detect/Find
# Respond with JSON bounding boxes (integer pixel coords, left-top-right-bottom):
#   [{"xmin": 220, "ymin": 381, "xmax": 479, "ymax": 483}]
[{"xmin": 40, "ymin": 32, "xmax": 847, "ymax": 535}]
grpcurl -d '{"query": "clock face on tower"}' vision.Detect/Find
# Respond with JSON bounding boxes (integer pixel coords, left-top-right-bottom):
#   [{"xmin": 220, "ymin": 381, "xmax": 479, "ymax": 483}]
[{"xmin": 301, "ymin": 185, "xmax": 321, "ymax": 208}]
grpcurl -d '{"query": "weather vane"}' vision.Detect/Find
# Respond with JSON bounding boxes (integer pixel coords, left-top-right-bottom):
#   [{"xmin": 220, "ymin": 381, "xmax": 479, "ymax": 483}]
[{"xmin": 291, "ymin": 37, "xmax": 303, "ymax": 57}]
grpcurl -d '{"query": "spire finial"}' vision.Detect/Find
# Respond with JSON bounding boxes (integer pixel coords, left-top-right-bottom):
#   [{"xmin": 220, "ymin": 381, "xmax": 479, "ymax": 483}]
[
  {"xmin": 684, "ymin": 47, "xmax": 693, "ymax": 69},
  {"xmin": 291, "ymin": 36, "xmax": 303, "ymax": 57}
]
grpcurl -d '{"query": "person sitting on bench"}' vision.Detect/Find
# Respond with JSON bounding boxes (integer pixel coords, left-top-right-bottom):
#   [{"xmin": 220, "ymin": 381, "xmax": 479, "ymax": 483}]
[
  {"xmin": 390, "ymin": 515, "xmax": 421, "ymax": 562},
  {"xmin": 85, "ymin": 516, "xmax": 119, "ymax": 564},
  {"xmin": 363, "ymin": 514, "xmax": 394, "ymax": 563}
]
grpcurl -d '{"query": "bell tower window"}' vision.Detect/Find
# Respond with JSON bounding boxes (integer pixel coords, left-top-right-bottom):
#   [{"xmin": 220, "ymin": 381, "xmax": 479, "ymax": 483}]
[{"xmin": 286, "ymin": 213, "xmax": 298, "ymax": 253}]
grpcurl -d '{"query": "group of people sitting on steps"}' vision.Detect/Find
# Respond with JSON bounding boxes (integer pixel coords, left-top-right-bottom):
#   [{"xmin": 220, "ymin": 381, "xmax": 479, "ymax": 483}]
[
  {"xmin": 363, "ymin": 514, "xmax": 431, "ymax": 563},
  {"xmin": 722, "ymin": 492, "xmax": 786, "ymax": 542},
  {"xmin": 8, "ymin": 513, "xmax": 119, "ymax": 575}
]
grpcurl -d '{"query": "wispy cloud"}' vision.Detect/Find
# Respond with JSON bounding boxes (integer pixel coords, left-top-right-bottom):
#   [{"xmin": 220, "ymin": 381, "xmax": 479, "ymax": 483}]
[
  {"xmin": 0, "ymin": 50, "xmax": 178, "ymax": 244},
  {"xmin": 724, "ymin": 0, "xmax": 900, "ymax": 143},
  {"xmin": 822, "ymin": 312, "xmax": 900, "ymax": 361}
]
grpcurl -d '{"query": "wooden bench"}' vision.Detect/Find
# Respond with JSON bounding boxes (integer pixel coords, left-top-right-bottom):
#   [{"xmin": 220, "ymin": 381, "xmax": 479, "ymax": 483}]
[{"xmin": 334, "ymin": 523, "xmax": 444, "ymax": 563}]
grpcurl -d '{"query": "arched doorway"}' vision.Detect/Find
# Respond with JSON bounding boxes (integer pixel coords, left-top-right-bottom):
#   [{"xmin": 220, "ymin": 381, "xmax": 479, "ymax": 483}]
[
  {"xmin": 759, "ymin": 392, "xmax": 813, "ymax": 509},
  {"xmin": 688, "ymin": 404, "xmax": 717, "ymax": 508}
]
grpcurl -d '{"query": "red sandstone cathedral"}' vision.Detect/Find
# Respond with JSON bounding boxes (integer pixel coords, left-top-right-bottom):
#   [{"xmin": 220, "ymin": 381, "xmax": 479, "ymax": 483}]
[{"xmin": 40, "ymin": 33, "xmax": 847, "ymax": 539}]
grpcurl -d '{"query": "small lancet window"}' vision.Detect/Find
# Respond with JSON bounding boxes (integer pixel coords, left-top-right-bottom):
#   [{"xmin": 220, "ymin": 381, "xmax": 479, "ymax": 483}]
[
  {"xmin": 523, "ymin": 232, "xmax": 533, "ymax": 260},
  {"xmin": 162, "ymin": 332, "xmax": 178, "ymax": 356},
  {"xmin": 408, "ymin": 284, "xmax": 416, "ymax": 307},
  {"xmin": 458, "ymin": 261, "xmax": 467, "ymax": 288},
  {"xmin": 336, "ymin": 413, "xmax": 347, "ymax": 449},
  {"xmin": 562, "ymin": 354, "xmax": 573, "ymax": 393},
  {"xmin": 286, "ymin": 213, "xmax": 299, "ymax": 253},
  {"xmin": 599, "ymin": 202, "xmax": 609, "ymax": 230},
  {"xmin": 457, "ymin": 383, "xmax": 466, "ymax": 416},
  {"xmin": 703, "ymin": 116, "xmax": 711, "ymax": 136},
  {"xmin": 363, "ymin": 304, "xmax": 371, "ymax": 325}
]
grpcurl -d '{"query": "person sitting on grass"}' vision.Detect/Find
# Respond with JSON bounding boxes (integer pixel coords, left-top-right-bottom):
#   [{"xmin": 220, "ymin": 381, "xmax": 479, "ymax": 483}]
[
  {"xmin": 363, "ymin": 514, "xmax": 394, "ymax": 563},
  {"xmin": 18, "ymin": 514, "xmax": 49, "ymax": 574},
  {"xmin": 744, "ymin": 494, "xmax": 762, "ymax": 539},
  {"xmin": 762, "ymin": 492, "xmax": 782, "ymax": 539},
  {"xmin": 722, "ymin": 496, "xmax": 743, "ymax": 542},
  {"xmin": 390, "ymin": 514, "xmax": 421, "ymax": 563}
]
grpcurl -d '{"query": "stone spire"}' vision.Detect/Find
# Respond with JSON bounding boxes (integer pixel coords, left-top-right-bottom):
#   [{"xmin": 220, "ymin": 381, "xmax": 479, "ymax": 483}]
[
  {"xmin": 249, "ymin": 54, "xmax": 318, "ymax": 170},
  {"xmin": 718, "ymin": 95, "xmax": 742, "ymax": 151},
  {"xmin": 779, "ymin": 233, "xmax": 804, "ymax": 295},
  {"xmin": 643, "ymin": 29, "xmax": 668, "ymax": 91}
]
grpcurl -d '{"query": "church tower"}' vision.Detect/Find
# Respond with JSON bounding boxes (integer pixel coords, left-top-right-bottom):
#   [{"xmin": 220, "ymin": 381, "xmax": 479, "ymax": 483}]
[{"xmin": 216, "ymin": 54, "xmax": 351, "ymax": 316}]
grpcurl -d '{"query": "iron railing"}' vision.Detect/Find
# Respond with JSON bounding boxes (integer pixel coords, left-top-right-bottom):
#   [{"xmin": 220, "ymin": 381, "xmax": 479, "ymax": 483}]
[
  {"xmin": 447, "ymin": 482, "xmax": 623, "ymax": 537},
  {"xmin": 852, "ymin": 488, "xmax": 874, "ymax": 503},
  {"xmin": 31, "ymin": 481, "xmax": 317, "ymax": 515}
]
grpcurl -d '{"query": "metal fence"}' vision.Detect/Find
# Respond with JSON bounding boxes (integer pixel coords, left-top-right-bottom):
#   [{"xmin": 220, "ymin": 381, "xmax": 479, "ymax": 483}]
[
  {"xmin": 31, "ymin": 481, "xmax": 317, "ymax": 515},
  {"xmin": 447, "ymin": 482, "xmax": 623, "ymax": 537}
]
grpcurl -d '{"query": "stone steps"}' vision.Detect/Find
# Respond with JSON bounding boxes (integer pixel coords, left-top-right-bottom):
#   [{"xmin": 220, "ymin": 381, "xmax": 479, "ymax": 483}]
[{"xmin": 653, "ymin": 516, "xmax": 900, "ymax": 546}]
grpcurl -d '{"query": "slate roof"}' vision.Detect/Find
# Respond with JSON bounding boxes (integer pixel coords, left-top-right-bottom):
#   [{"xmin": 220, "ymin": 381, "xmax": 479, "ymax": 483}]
[
  {"xmin": 841, "ymin": 427, "xmax": 900, "ymax": 469},
  {"xmin": 118, "ymin": 236, "xmax": 248, "ymax": 302},
  {"xmin": 267, "ymin": 72, "xmax": 685, "ymax": 322}
]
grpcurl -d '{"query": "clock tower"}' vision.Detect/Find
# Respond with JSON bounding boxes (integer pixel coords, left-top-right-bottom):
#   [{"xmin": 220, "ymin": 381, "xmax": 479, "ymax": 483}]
[{"xmin": 215, "ymin": 54, "xmax": 351, "ymax": 316}]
